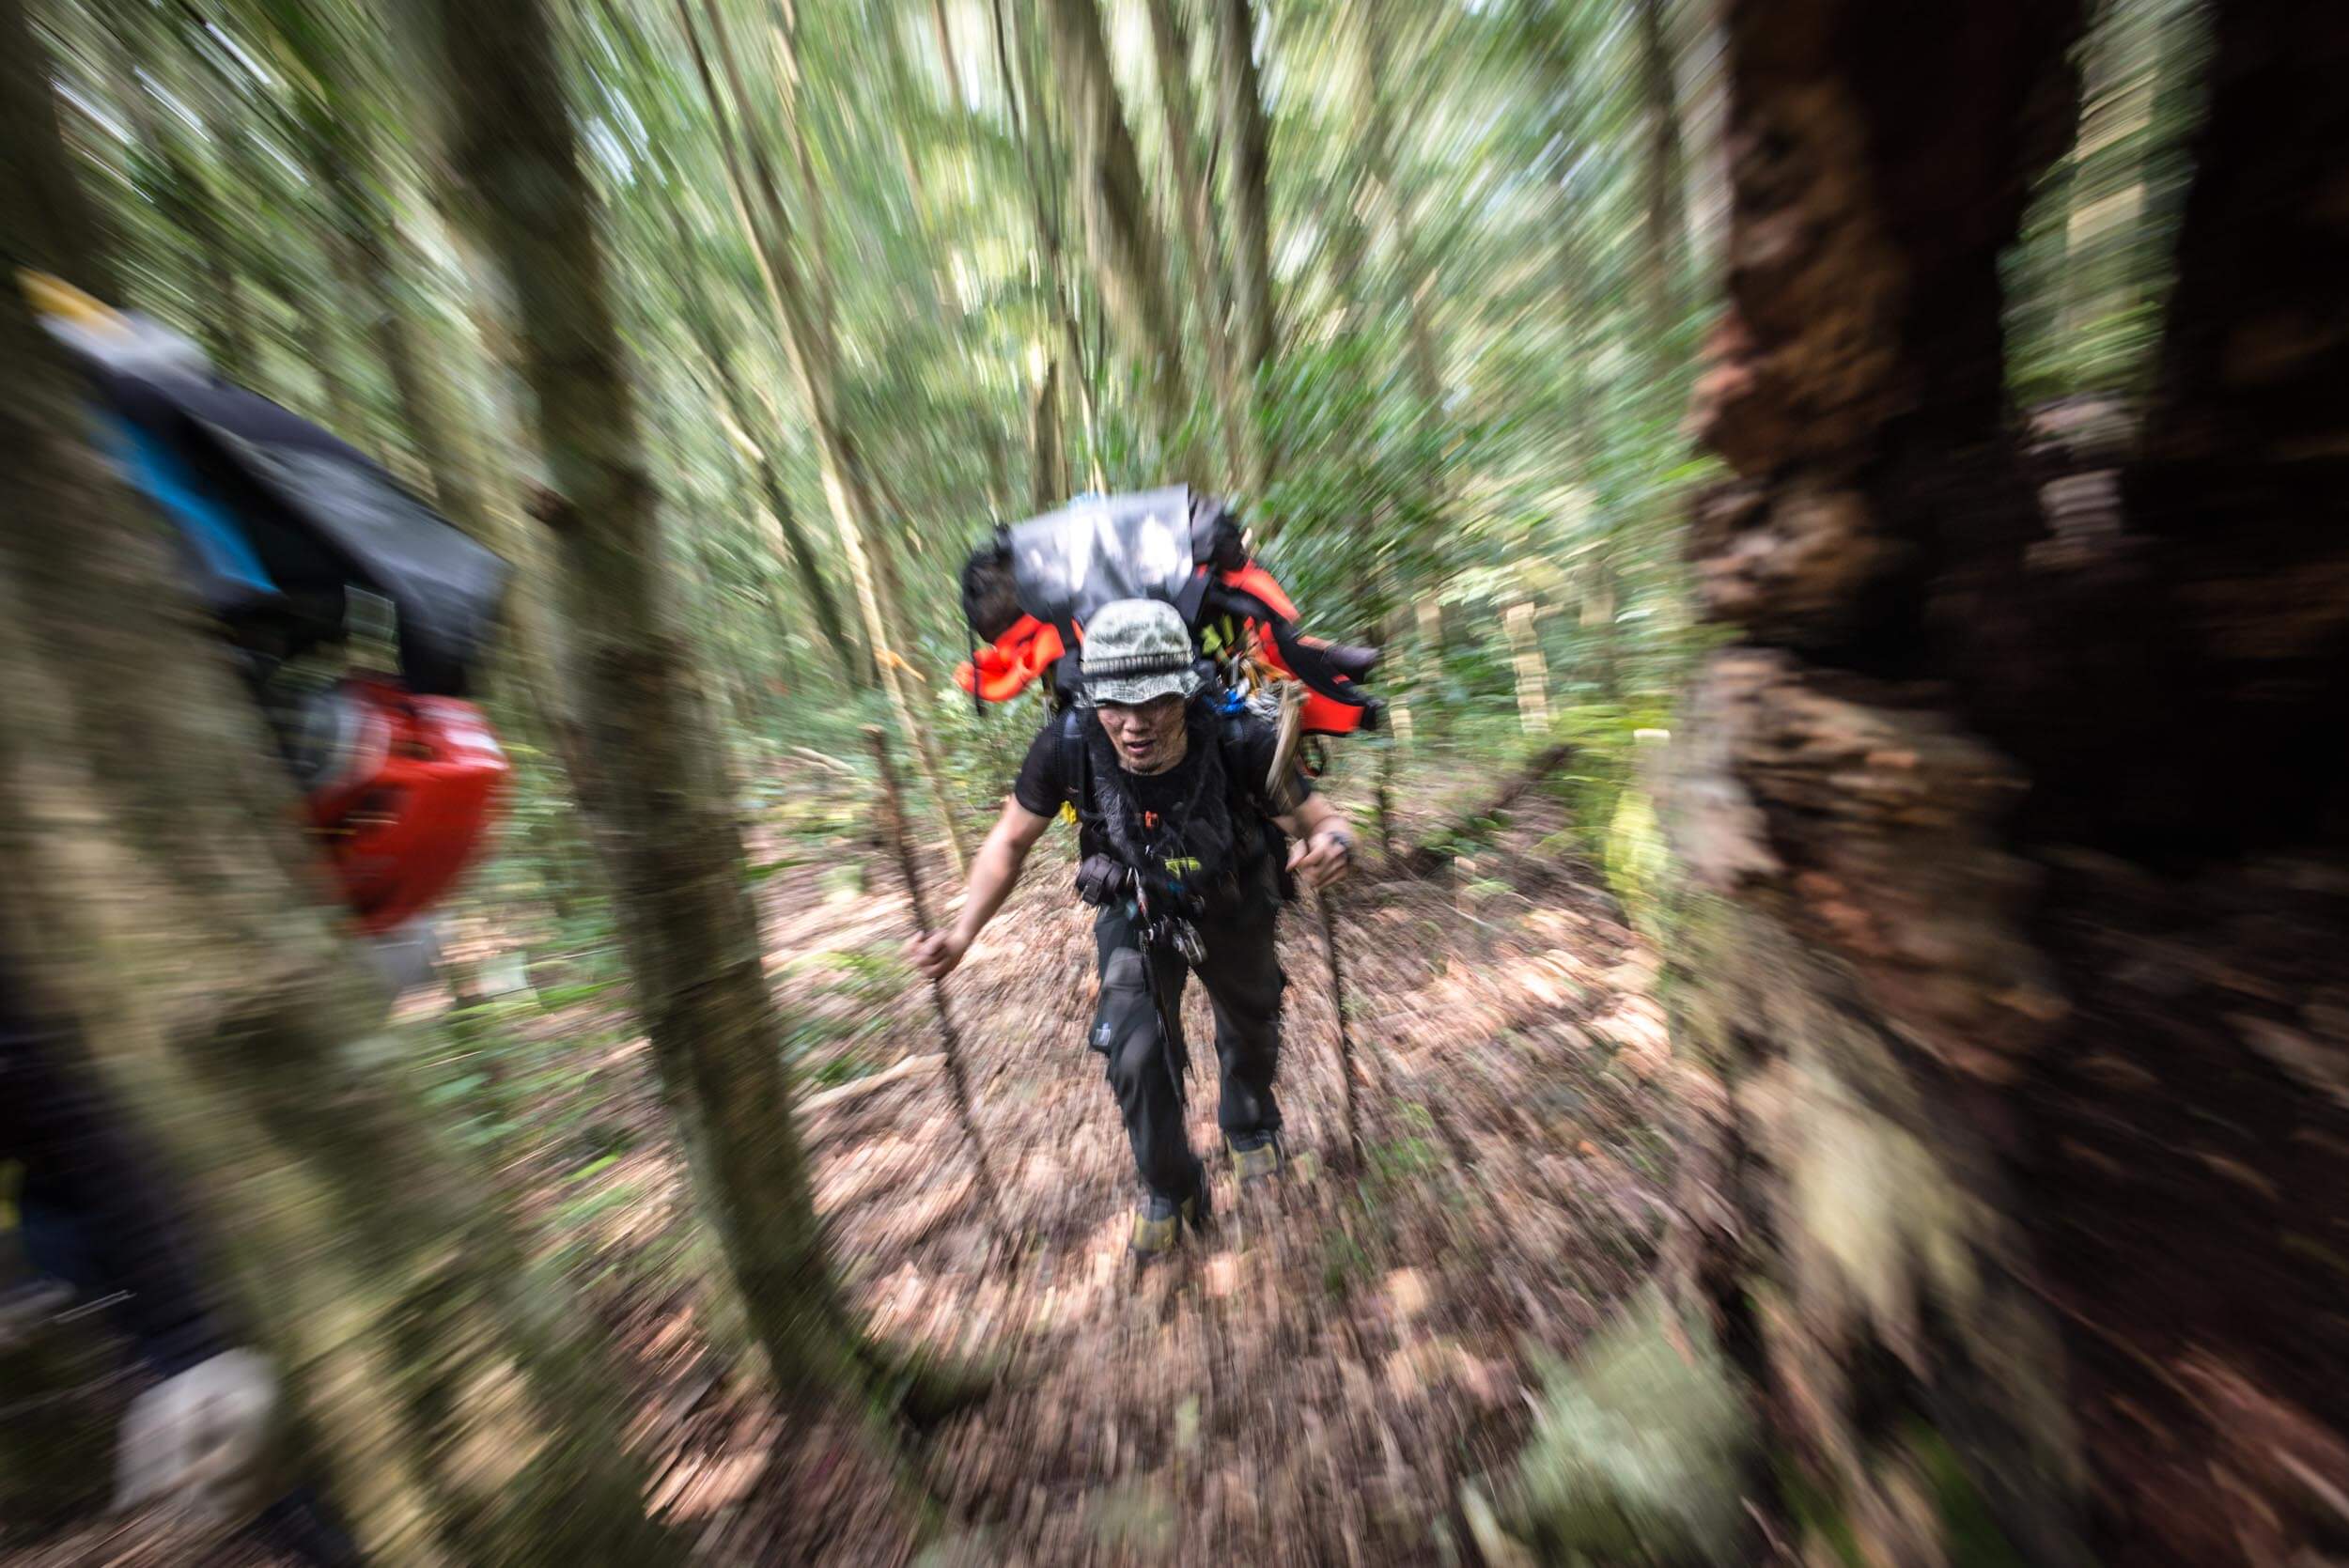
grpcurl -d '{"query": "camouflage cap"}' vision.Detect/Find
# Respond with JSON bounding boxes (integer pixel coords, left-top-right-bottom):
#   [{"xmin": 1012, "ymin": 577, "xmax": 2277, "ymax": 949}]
[{"xmin": 1078, "ymin": 598, "xmax": 1204, "ymax": 706}]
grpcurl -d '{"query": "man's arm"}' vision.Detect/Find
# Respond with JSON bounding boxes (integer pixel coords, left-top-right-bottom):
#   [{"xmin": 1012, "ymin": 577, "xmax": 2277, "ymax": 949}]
[
  {"xmin": 1275, "ymin": 790, "xmax": 1355, "ymax": 890},
  {"xmin": 909, "ymin": 797, "xmax": 1053, "ymax": 979}
]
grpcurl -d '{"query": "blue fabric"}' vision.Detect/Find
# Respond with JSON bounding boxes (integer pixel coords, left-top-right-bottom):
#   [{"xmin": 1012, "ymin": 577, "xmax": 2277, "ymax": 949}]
[{"xmin": 105, "ymin": 413, "xmax": 275, "ymax": 593}]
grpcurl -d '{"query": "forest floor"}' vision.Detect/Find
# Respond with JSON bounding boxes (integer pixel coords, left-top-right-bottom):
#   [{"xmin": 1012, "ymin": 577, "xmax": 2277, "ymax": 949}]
[{"xmin": 12, "ymin": 768, "xmax": 1688, "ymax": 1568}]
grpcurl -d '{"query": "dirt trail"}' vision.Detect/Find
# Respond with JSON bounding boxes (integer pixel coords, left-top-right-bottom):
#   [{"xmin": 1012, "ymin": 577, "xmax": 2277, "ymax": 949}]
[
  {"xmin": 8, "ymin": 794, "xmax": 1683, "ymax": 1568},
  {"xmin": 683, "ymin": 793, "xmax": 1685, "ymax": 1564}
]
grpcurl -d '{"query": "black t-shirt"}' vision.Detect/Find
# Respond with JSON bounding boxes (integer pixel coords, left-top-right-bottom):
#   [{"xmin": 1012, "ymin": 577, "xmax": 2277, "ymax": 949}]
[{"xmin": 1011, "ymin": 708, "xmax": 1310, "ymax": 822}]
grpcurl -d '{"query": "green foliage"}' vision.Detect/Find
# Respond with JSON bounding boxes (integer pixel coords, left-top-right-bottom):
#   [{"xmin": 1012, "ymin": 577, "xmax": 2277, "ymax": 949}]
[{"xmin": 1490, "ymin": 1285, "xmax": 1755, "ymax": 1565}]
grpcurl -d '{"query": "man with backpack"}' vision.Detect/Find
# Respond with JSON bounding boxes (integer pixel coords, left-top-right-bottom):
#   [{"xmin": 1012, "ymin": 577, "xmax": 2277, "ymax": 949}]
[{"xmin": 910, "ymin": 598, "xmax": 1357, "ymax": 1258}]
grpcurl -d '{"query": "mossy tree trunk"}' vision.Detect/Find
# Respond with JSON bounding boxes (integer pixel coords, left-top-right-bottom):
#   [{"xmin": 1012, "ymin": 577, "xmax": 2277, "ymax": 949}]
[
  {"xmin": 1665, "ymin": 0, "xmax": 2091, "ymax": 1560},
  {"xmin": 0, "ymin": 4, "xmax": 686, "ymax": 1558},
  {"xmin": 419, "ymin": 0, "xmax": 869, "ymax": 1411}
]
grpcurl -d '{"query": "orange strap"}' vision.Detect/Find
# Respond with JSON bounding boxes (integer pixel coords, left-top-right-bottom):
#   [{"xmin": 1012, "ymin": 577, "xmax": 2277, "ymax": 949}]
[{"xmin": 954, "ymin": 617, "xmax": 1067, "ymax": 702}]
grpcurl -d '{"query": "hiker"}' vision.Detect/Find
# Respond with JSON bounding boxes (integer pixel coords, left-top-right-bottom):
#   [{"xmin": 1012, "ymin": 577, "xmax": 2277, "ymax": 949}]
[
  {"xmin": 1, "ymin": 955, "xmax": 361, "ymax": 1564},
  {"xmin": 910, "ymin": 598, "xmax": 1356, "ymax": 1257}
]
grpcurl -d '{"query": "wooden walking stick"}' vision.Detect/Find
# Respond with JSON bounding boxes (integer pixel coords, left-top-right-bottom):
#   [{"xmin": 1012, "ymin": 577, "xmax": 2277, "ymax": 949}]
[
  {"xmin": 1268, "ymin": 680, "xmax": 1368, "ymax": 1168},
  {"xmin": 863, "ymin": 726, "xmax": 1011, "ymax": 1239},
  {"xmin": 1315, "ymin": 885, "xmax": 1366, "ymax": 1169}
]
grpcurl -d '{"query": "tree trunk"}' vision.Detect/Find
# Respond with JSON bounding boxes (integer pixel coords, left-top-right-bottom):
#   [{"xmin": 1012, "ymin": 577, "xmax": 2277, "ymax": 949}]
[
  {"xmin": 0, "ymin": 2, "xmax": 688, "ymax": 1558},
  {"xmin": 1655, "ymin": 0, "xmax": 2349, "ymax": 1563},
  {"xmin": 994, "ymin": 0, "xmax": 1104, "ymax": 474},
  {"xmin": 681, "ymin": 0, "xmax": 970, "ymax": 872},
  {"xmin": 1664, "ymin": 4, "xmax": 2093, "ymax": 1560},
  {"xmin": 1212, "ymin": 0, "xmax": 1276, "ymax": 492},
  {"xmin": 1143, "ymin": 0, "xmax": 1242, "ymax": 487},
  {"xmin": 661, "ymin": 200, "xmax": 863, "ymax": 687},
  {"xmin": 420, "ymin": 0, "xmax": 868, "ymax": 1416},
  {"xmin": 1043, "ymin": 0, "xmax": 1192, "ymax": 462},
  {"xmin": 1631, "ymin": 0, "xmax": 1687, "ymax": 338},
  {"xmin": 1030, "ymin": 353, "xmax": 1066, "ymax": 508}
]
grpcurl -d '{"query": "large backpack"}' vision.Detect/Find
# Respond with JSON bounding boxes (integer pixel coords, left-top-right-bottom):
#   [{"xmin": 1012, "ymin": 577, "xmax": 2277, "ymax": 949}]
[{"xmin": 956, "ymin": 487, "xmax": 1383, "ymax": 745}]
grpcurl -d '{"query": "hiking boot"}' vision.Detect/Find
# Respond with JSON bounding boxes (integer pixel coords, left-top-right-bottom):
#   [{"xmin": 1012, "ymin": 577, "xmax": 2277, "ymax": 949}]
[
  {"xmin": 1129, "ymin": 1177, "xmax": 1211, "ymax": 1261},
  {"xmin": 1229, "ymin": 1132, "xmax": 1283, "ymax": 1188}
]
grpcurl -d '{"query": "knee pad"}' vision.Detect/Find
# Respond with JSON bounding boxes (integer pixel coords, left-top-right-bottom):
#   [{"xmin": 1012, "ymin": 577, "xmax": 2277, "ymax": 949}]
[
  {"xmin": 1103, "ymin": 947, "xmax": 1147, "ymax": 994},
  {"xmin": 1093, "ymin": 948, "xmax": 1150, "ymax": 1056}
]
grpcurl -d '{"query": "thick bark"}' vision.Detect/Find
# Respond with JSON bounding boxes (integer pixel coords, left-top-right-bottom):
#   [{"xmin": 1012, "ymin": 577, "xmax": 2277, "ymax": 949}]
[
  {"xmin": 1043, "ymin": 0, "xmax": 1192, "ymax": 460},
  {"xmin": 0, "ymin": 2, "xmax": 686, "ymax": 1558},
  {"xmin": 1669, "ymin": 0, "xmax": 2094, "ymax": 1560},
  {"xmin": 1667, "ymin": 1, "xmax": 2349, "ymax": 1563},
  {"xmin": 422, "ymin": 0, "xmax": 866, "ymax": 1413}
]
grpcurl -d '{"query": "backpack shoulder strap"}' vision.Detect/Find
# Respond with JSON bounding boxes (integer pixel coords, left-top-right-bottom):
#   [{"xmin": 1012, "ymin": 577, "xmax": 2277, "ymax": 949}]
[
  {"xmin": 1059, "ymin": 706, "xmax": 1090, "ymax": 819},
  {"xmin": 1218, "ymin": 708, "xmax": 1273, "ymax": 816},
  {"xmin": 1218, "ymin": 707, "xmax": 1296, "ymax": 901}
]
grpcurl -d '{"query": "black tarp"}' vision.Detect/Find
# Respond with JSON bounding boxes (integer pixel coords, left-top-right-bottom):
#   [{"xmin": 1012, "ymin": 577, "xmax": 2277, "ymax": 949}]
[
  {"xmin": 1007, "ymin": 486, "xmax": 1202, "ymax": 631},
  {"xmin": 90, "ymin": 365, "xmax": 511, "ymax": 696}
]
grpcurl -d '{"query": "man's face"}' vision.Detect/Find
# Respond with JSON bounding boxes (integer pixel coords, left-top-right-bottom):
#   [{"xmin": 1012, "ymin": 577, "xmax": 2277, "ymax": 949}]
[{"xmin": 1096, "ymin": 692, "xmax": 1188, "ymax": 773}]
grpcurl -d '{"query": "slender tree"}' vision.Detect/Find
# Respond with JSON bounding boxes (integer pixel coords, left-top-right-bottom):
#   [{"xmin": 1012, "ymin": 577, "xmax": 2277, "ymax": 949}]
[
  {"xmin": 1631, "ymin": 0, "xmax": 1686, "ymax": 337},
  {"xmin": 1144, "ymin": 0, "xmax": 1242, "ymax": 484},
  {"xmin": 1044, "ymin": 0, "xmax": 1193, "ymax": 464},
  {"xmin": 418, "ymin": 0, "xmax": 873, "ymax": 1413},
  {"xmin": 678, "ymin": 0, "xmax": 972, "ymax": 870},
  {"xmin": 1213, "ymin": 0, "xmax": 1276, "ymax": 485}
]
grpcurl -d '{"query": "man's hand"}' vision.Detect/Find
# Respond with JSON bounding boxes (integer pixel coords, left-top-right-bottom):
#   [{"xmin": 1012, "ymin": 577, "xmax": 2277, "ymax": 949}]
[
  {"xmin": 909, "ymin": 927, "xmax": 971, "ymax": 981},
  {"xmin": 1286, "ymin": 827, "xmax": 1354, "ymax": 891}
]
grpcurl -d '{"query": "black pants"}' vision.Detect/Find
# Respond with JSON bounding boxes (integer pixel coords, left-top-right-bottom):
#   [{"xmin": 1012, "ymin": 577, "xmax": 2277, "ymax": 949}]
[{"xmin": 1091, "ymin": 893, "xmax": 1285, "ymax": 1202}]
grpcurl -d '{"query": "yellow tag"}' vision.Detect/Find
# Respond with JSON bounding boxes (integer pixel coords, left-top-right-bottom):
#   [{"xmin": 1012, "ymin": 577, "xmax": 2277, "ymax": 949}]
[
  {"xmin": 19, "ymin": 270, "xmax": 125, "ymax": 334},
  {"xmin": 1059, "ymin": 802, "xmax": 1078, "ymax": 826}
]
